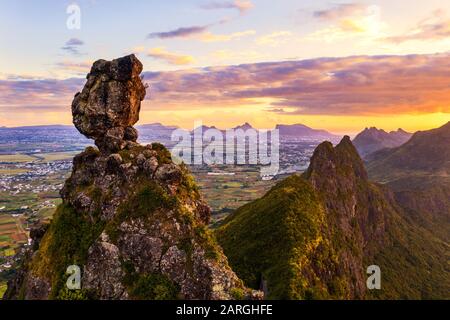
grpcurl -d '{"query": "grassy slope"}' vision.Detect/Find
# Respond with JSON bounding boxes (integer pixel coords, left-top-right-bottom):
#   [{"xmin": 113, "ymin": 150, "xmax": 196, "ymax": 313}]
[
  {"xmin": 0, "ymin": 282, "xmax": 6, "ymax": 297},
  {"xmin": 366, "ymin": 123, "xmax": 450, "ymax": 292},
  {"xmin": 216, "ymin": 175, "xmax": 349, "ymax": 299},
  {"xmin": 368, "ymin": 209, "xmax": 449, "ymax": 299},
  {"xmin": 217, "ymin": 175, "xmax": 450, "ymax": 299}
]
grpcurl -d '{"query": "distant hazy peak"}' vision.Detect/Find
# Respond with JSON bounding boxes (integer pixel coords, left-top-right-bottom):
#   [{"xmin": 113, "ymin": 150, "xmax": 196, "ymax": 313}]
[
  {"xmin": 353, "ymin": 126, "xmax": 413, "ymax": 158},
  {"xmin": 233, "ymin": 122, "xmax": 254, "ymax": 130},
  {"xmin": 275, "ymin": 123, "xmax": 337, "ymax": 138}
]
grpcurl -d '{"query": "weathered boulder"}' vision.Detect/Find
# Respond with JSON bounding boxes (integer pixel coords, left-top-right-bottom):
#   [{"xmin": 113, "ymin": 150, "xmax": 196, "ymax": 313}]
[{"xmin": 71, "ymin": 54, "xmax": 146, "ymax": 153}]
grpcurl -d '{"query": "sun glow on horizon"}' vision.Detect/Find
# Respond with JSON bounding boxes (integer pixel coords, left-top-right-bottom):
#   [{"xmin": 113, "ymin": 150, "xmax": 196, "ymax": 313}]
[{"xmin": 1, "ymin": 1, "xmax": 450, "ymax": 134}]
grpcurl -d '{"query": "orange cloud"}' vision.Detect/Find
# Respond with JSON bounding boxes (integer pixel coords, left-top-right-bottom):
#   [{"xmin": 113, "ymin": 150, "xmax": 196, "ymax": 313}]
[
  {"xmin": 255, "ymin": 31, "xmax": 293, "ymax": 46},
  {"xmin": 55, "ymin": 60, "xmax": 92, "ymax": 76},
  {"xmin": 200, "ymin": 30, "xmax": 256, "ymax": 42},
  {"xmin": 141, "ymin": 53, "xmax": 450, "ymax": 116},
  {"xmin": 1, "ymin": 53, "xmax": 450, "ymax": 129},
  {"xmin": 147, "ymin": 48, "xmax": 195, "ymax": 65},
  {"xmin": 308, "ymin": 4, "xmax": 385, "ymax": 42}
]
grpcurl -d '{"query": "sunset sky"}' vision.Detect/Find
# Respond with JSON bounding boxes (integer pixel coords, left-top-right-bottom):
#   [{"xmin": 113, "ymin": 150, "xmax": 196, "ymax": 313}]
[{"xmin": 0, "ymin": 0, "xmax": 449, "ymax": 134}]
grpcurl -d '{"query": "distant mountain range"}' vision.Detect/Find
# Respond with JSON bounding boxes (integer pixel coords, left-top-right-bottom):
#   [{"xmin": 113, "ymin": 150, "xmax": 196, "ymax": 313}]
[
  {"xmin": 187, "ymin": 122, "xmax": 339, "ymax": 141},
  {"xmin": 1, "ymin": 122, "xmax": 337, "ymax": 137},
  {"xmin": 233, "ymin": 122, "xmax": 253, "ymax": 131},
  {"xmin": 217, "ymin": 124, "xmax": 450, "ymax": 299},
  {"xmin": 367, "ymin": 122, "xmax": 450, "ymax": 243},
  {"xmin": 367, "ymin": 122, "xmax": 449, "ymax": 177},
  {"xmin": 0, "ymin": 125, "xmax": 90, "ymax": 154},
  {"xmin": 353, "ymin": 127, "xmax": 412, "ymax": 158},
  {"xmin": 275, "ymin": 124, "xmax": 339, "ymax": 140},
  {"xmin": 0, "ymin": 122, "xmax": 340, "ymax": 157},
  {"xmin": 136, "ymin": 123, "xmax": 178, "ymax": 131}
]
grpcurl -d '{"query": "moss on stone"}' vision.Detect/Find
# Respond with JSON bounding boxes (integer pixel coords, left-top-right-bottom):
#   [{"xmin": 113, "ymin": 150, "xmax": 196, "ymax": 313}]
[
  {"xmin": 30, "ymin": 203, "xmax": 105, "ymax": 299},
  {"xmin": 216, "ymin": 174, "xmax": 343, "ymax": 299},
  {"xmin": 194, "ymin": 225, "xmax": 220, "ymax": 261},
  {"xmin": 230, "ymin": 287, "xmax": 245, "ymax": 300},
  {"xmin": 121, "ymin": 260, "xmax": 180, "ymax": 300},
  {"xmin": 131, "ymin": 273, "xmax": 180, "ymax": 300},
  {"xmin": 152, "ymin": 142, "xmax": 172, "ymax": 164},
  {"xmin": 105, "ymin": 181, "xmax": 178, "ymax": 243}
]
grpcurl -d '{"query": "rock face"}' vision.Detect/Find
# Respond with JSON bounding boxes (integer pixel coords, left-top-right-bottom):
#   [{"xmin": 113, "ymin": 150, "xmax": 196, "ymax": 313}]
[
  {"xmin": 217, "ymin": 136, "xmax": 450, "ymax": 299},
  {"xmin": 367, "ymin": 121, "xmax": 450, "ymax": 243},
  {"xmin": 217, "ymin": 136, "xmax": 386, "ymax": 299},
  {"xmin": 4, "ymin": 55, "xmax": 258, "ymax": 301},
  {"xmin": 72, "ymin": 54, "xmax": 146, "ymax": 153},
  {"xmin": 352, "ymin": 127, "xmax": 412, "ymax": 158}
]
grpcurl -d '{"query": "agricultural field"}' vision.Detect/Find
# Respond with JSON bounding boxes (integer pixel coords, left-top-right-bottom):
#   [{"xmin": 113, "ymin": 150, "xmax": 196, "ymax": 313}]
[
  {"xmin": 0, "ymin": 214, "xmax": 28, "ymax": 255},
  {"xmin": 32, "ymin": 151, "xmax": 79, "ymax": 162},
  {"xmin": 0, "ymin": 154, "xmax": 37, "ymax": 163},
  {"xmin": 0, "ymin": 151, "xmax": 70, "ymax": 266},
  {"xmin": 191, "ymin": 165, "xmax": 288, "ymax": 225},
  {"xmin": 0, "ymin": 149, "xmax": 288, "ymax": 273},
  {"xmin": 0, "ymin": 168, "xmax": 30, "ymax": 175}
]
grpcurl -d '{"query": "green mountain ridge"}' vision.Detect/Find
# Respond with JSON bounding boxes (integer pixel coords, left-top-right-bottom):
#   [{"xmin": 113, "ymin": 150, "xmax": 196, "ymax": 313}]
[
  {"xmin": 216, "ymin": 135, "xmax": 450, "ymax": 299},
  {"xmin": 367, "ymin": 121, "xmax": 450, "ymax": 179},
  {"xmin": 367, "ymin": 121, "xmax": 450, "ymax": 244}
]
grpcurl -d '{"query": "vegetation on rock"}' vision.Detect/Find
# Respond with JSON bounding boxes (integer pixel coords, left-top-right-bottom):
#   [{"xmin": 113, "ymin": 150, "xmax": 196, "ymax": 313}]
[{"xmin": 217, "ymin": 136, "xmax": 450, "ymax": 299}]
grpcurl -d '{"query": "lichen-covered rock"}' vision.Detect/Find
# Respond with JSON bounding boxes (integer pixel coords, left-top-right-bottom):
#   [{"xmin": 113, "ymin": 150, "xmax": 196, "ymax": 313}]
[
  {"xmin": 72, "ymin": 54, "xmax": 146, "ymax": 153},
  {"xmin": 4, "ymin": 55, "xmax": 258, "ymax": 301},
  {"xmin": 82, "ymin": 233, "xmax": 128, "ymax": 300}
]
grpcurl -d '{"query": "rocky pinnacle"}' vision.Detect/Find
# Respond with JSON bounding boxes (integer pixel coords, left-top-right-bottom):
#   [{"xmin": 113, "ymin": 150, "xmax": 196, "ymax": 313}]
[
  {"xmin": 3, "ymin": 55, "xmax": 261, "ymax": 300},
  {"xmin": 71, "ymin": 54, "xmax": 146, "ymax": 153}
]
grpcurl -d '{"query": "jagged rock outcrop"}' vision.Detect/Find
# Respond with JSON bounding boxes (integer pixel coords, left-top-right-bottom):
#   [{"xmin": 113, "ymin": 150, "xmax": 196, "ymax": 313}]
[
  {"xmin": 217, "ymin": 136, "xmax": 450, "ymax": 299},
  {"xmin": 4, "ymin": 55, "xmax": 259, "ymax": 301},
  {"xmin": 72, "ymin": 54, "xmax": 146, "ymax": 153},
  {"xmin": 302, "ymin": 137, "xmax": 388, "ymax": 297}
]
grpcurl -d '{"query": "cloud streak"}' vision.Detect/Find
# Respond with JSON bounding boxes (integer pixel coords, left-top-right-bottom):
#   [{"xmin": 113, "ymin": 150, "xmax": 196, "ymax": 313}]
[
  {"xmin": 55, "ymin": 61, "xmax": 92, "ymax": 75},
  {"xmin": 308, "ymin": 4, "xmax": 385, "ymax": 42},
  {"xmin": 384, "ymin": 10, "xmax": 450, "ymax": 43},
  {"xmin": 147, "ymin": 25, "xmax": 209, "ymax": 39},
  {"xmin": 142, "ymin": 53, "xmax": 450, "ymax": 115},
  {"xmin": 255, "ymin": 31, "xmax": 292, "ymax": 46},
  {"xmin": 201, "ymin": 0, "xmax": 254, "ymax": 15},
  {"xmin": 1, "ymin": 54, "xmax": 450, "ymax": 118},
  {"xmin": 200, "ymin": 30, "xmax": 256, "ymax": 42},
  {"xmin": 313, "ymin": 3, "xmax": 368, "ymax": 21},
  {"xmin": 0, "ymin": 78, "xmax": 83, "ymax": 112},
  {"xmin": 61, "ymin": 38, "xmax": 85, "ymax": 55},
  {"xmin": 147, "ymin": 47, "xmax": 195, "ymax": 65}
]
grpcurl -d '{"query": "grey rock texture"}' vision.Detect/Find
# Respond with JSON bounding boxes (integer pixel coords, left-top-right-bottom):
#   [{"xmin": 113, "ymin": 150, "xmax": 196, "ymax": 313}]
[
  {"xmin": 71, "ymin": 54, "xmax": 146, "ymax": 153},
  {"xmin": 4, "ymin": 55, "xmax": 260, "ymax": 301}
]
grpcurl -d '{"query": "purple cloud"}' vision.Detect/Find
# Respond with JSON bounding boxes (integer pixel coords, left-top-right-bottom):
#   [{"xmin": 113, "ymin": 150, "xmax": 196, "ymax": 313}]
[
  {"xmin": 201, "ymin": 0, "xmax": 254, "ymax": 15},
  {"xmin": 384, "ymin": 10, "xmax": 450, "ymax": 43},
  {"xmin": 2, "ymin": 54, "xmax": 450, "ymax": 118},
  {"xmin": 147, "ymin": 25, "xmax": 209, "ymax": 39},
  {"xmin": 65, "ymin": 38, "xmax": 84, "ymax": 46},
  {"xmin": 61, "ymin": 38, "xmax": 85, "ymax": 55},
  {"xmin": 313, "ymin": 3, "xmax": 367, "ymax": 20}
]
